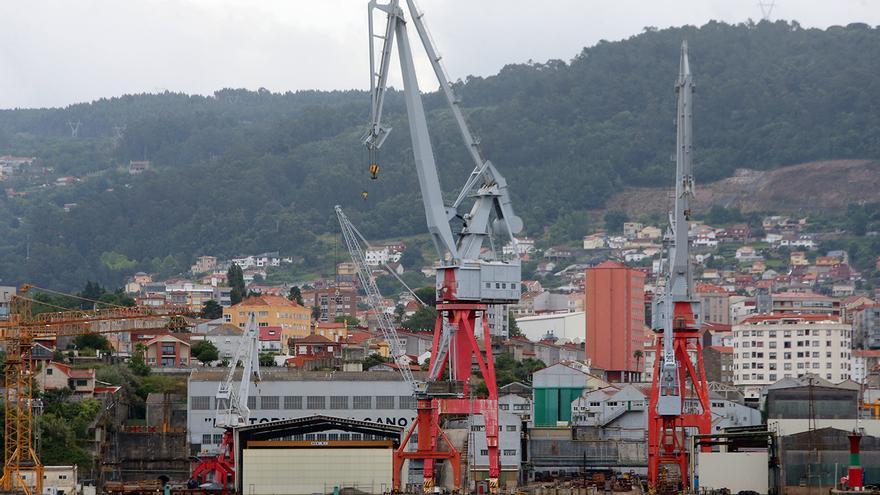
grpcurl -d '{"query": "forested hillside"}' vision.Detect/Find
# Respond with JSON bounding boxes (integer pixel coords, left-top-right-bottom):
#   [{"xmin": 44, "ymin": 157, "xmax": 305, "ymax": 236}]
[{"xmin": 0, "ymin": 20, "xmax": 877, "ymax": 290}]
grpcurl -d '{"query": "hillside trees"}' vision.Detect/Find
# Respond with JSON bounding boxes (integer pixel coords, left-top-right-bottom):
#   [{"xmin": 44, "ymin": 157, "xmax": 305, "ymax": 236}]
[{"xmin": 0, "ymin": 21, "xmax": 876, "ymax": 290}]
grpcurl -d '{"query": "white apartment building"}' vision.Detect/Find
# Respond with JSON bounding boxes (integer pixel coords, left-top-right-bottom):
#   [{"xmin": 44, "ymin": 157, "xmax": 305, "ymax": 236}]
[{"xmin": 732, "ymin": 314, "xmax": 852, "ymax": 400}]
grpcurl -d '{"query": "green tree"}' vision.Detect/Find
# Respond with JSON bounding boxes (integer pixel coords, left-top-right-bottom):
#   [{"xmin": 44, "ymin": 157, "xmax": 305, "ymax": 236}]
[
  {"xmin": 633, "ymin": 349, "xmax": 644, "ymax": 371},
  {"xmin": 227, "ymin": 263, "xmax": 246, "ymax": 305},
  {"xmin": 403, "ymin": 306, "xmax": 437, "ymax": 331},
  {"xmin": 414, "ymin": 286, "xmax": 437, "ymax": 307},
  {"xmin": 259, "ymin": 352, "xmax": 277, "ymax": 367},
  {"xmin": 74, "ymin": 333, "xmax": 110, "ymax": 352},
  {"xmin": 200, "ymin": 299, "xmax": 223, "ymax": 319},
  {"xmin": 128, "ymin": 344, "xmax": 151, "ymax": 376},
  {"xmin": 603, "ymin": 210, "xmax": 629, "ymax": 233},
  {"xmin": 364, "ymin": 353, "xmax": 389, "ymax": 370},
  {"xmin": 311, "ymin": 305, "xmax": 322, "ymax": 321},
  {"xmin": 192, "ymin": 340, "xmax": 220, "ymax": 364},
  {"xmin": 334, "ymin": 315, "xmax": 360, "ymax": 327},
  {"xmin": 288, "ymin": 285, "xmax": 304, "ymax": 306},
  {"xmin": 394, "ymin": 304, "xmax": 406, "ymax": 325},
  {"xmin": 508, "ymin": 311, "xmax": 521, "ymax": 337}
]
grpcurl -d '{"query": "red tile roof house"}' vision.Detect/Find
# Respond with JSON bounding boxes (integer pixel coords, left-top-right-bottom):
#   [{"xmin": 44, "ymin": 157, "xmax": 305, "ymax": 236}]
[
  {"xmin": 259, "ymin": 326, "xmax": 283, "ymax": 352},
  {"xmin": 36, "ymin": 362, "xmax": 96, "ymax": 396}
]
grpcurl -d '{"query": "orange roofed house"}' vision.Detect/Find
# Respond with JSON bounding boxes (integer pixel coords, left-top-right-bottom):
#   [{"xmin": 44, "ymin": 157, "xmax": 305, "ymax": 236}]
[
  {"xmin": 223, "ymin": 294, "xmax": 311, "ymax": 353},
  {"xmin": 585, "ymin": 261, "xmax": 646, "ymax": 382}
]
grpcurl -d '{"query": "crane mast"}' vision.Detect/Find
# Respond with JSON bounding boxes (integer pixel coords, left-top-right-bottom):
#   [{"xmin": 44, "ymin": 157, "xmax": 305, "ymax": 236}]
[
  {"xmin": 191, "ymin": 313, "xmax": 261, "ymax": 493},
  {"xmin": 647, "ymin": 41, "xmax": 712, "ymax": 490},
  {"xmin": 362, "ymin": 1, "xmax": 521, "ymax": 491}
]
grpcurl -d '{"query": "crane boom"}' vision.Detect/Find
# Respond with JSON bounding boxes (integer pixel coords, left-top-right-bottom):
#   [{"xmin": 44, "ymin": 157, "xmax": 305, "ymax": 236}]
[
  {"xmin": 363, "ymin": 0, "xmax": 522, "ymax": 263},
  {"xmin": 361, "ymin": 2, "xmax": 519, "ymax": 491},
  {"xmin": 215, "ymin": 313, "xmax": 261, "ymax": 429},
  {"xmin": 647, "ymin": 41, "xmax": 712, "ymax": 489},
  {"xmin": 335, "ymin": 205, "xmax": 417, "ymax": 390}
]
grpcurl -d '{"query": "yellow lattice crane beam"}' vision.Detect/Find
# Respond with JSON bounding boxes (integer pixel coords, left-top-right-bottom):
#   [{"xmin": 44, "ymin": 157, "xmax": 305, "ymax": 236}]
[{"xmin": 0, "ymin": 285, "xmax": 190, "ymax": 494}]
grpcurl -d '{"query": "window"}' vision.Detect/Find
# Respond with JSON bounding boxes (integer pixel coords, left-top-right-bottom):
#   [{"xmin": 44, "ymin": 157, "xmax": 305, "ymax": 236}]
[
  {"xmin": 481, "ymin": 450, "xmax": 489, "ymax": 456},
  {"xmin": 784, "ymin": 342, "xmax": 791, "ymax": 348},
  {"xmin": 503, "ymin": 449, "xmax": 517, "ymax": 456},
  {"xmin": 826, "ymin": 363, "xmax": 832, "ymax": 369},
  {"xmin": 769, "ymin": 341, "xmax": 777, "ymax": 349},
  {"xmin": 192, "ymin": 396, "xmax": 211, "ymax": 410},
  {"xmin": 213, "ymin": 434, "xmax": 223, "ymax": 444},
  {"xmin": 353, "ymin": 396, "xmax": 372, "ymax": 409},
  {"xmin": 812, "ymin": 363, "xmax": 820, "ymax": 369},
  {"xmin": 826, "ymin": 341, "xmax": 832, "ymax": 347},
  {"xmin": 784, "ymin": 363, "xmax": 792, "ymax": 370},
  {"xmin": 399, "ymin": 396, "xmax": 416, "ymax": 409},
  {"xmin": 261, "ymin": 396, "xmax": 279, "ymax": 409},
  {"xmin": 161, "ymin": 343, "xmax": 176, "ymax": 355},
  {"xmin": 376, "ymin": 396, "xmax": 395, "ymax": 409},
  {"xmin": 812, "ymin": 352, "xmax": 819, "ymax": 358},
  {"xmin": 248, "ymin": 396, "xmax": 257, "ymax": 409},
  {"xmin": 47, "ymin": 368, "xmax": 53, "ymax": 375},
  {"xmin": 307, "ymin": 396, "xmax": 325, "ymax": 409},
  {"xmin": 284, "ymin": 396, "xmax": 302, "ymax": 409},
  {"xmin": 499, "ymin": 403, "xmax": 510, "ymax": 411},
  {"xmin": 330, "ymin": 396, "xmax": 349, "ymax": 409},
  {"xmin": 506, "ymin": 425, "xmax": 517, "ymax": 432},
  {"xmin": 471, "ymin": 425, "xmax": 485, "ymax": 432},
  {"xmin": 202, "ymin": 434, "xmax": 212, "ymax": 444}
]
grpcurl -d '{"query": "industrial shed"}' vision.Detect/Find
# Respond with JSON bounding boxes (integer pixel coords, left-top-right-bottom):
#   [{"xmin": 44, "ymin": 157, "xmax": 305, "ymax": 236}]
[{"xmin": 233, "ymin": 415, "xmax": 402, "ymax": 495}]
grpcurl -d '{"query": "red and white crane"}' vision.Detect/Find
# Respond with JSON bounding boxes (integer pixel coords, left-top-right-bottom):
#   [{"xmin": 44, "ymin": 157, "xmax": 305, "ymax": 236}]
[
  {"xmin": 362, "ymin": 0, "xmax": 523, "ymax": 491},
  {"xmin": 647, "ymin": 41, "xmax": 712, "ymax": 491},
  {"xmin": 190, "ymin": 313, "xmax": 261, "ymax": 493}
]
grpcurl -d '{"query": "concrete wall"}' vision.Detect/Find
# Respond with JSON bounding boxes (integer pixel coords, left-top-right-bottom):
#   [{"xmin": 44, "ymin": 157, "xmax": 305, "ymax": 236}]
[
  {"xmin": 106, "ymin": 432, "xmax": 189, "ymax": 482},
  {"xmin": 242, "ymin": 448, "xmax": 392, "ymax": 495},
  {"xmin": 699, "ymin": 452, "xmax": 769, "ymax": 494}
]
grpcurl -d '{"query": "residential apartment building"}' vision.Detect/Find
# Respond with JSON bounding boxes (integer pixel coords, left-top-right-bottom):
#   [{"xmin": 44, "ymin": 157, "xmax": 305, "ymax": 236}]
[
  {"xmin": 853, "ymin": 304, "xmax": 880, "ymax": 349},
  {"xmin": 223, "ymin": 295, "xmax": 311, "ymax": 352},
  {"xmin": 732, "ymin": 314, "xmax": 852, "ymax": 401},
  {"xmin": 314, "ymin": 286, "xmax": 357, "ymax": 323},
  {"xmin": 144, "ymin": 334, "xmax": 192, "ymax": 367},
  {"xmin": 771, "ymin": 291, "xmax": 841, "ymax": 318},
  {"xmin": 585, "ymin": 261, "xmax": 646, "ymax": 382},
  {"xmin": 696, "ymin": 283, "xmax": 730, "ymax": 325}
]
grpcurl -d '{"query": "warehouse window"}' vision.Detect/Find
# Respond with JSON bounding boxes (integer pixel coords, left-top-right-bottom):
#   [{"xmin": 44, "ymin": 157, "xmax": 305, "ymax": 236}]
[
  {"xmin": 192, "ymin": 396, "xmax": 211, "ymax": 410},
  {"xmin": 261, "ymin": 396, "xmax": 279, "ymax": 410},
  {"xmin": 307, "ymin": 396, "xmax": 325, "ymax": 409},
  {"xmin": 471, "ymin": 425, "xmax": 484, "ymax": 432},
  {"xmin": 481, "ymin": 449, "xmax": 489, "ymax": 456},
  {"xmin": 506, "ymin": 425, "xmax": 517, "ymax": 432},
  {"xmin": 399, "ymin": 396, "xmax": 416, "ymax": 409},
  {"xmin": 503, "ymin": 450, "xmax": 517, "ymax": 456},
  {"xmin": 202, "ymin": 434, "xmax": 212, "ymax": 444},
  {"xmin": 213, "ymin": 434, "xmax": 222, "ymax": 444},
  {"xmin": 284, "ymin": 396, "xmax": 302, "ymax": 409},
  {"xmin": 376, "ymin": 396, "xmax": 394, "ymax": 409},
  {"xmin": 248, "ymin": 396, "xmax": 257, "ymax": 409},
  {"xmin": 353, "ymin": 396, "xmax": 372, "ymax": 409},
  {"xmin": 330, "ymin": 396, "xmax": 349, "ymax": 409}
]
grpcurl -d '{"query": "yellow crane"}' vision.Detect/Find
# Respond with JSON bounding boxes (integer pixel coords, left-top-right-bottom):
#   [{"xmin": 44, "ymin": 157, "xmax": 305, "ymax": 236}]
[{"xmin": 0, "ymin": 285, "xmax": 189, "ymax": 494}]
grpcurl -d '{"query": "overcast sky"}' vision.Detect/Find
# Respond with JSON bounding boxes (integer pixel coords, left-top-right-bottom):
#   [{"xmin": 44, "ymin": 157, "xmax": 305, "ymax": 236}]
[{"xmin": 0, "ymin": 0, "xmax": 877, "ymax": 109}]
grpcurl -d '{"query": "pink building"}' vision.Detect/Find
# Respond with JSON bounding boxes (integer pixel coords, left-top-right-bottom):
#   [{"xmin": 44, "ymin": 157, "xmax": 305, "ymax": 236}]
[{"xmin": 585, "ymin": 261, "xmax": 646, "ymax": 382}]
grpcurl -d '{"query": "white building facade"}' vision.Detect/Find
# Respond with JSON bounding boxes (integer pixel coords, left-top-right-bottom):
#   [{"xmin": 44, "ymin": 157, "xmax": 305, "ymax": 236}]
[{"xmin": 732, "ymin": 315, "xmax": 852, "ymax": 400}]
